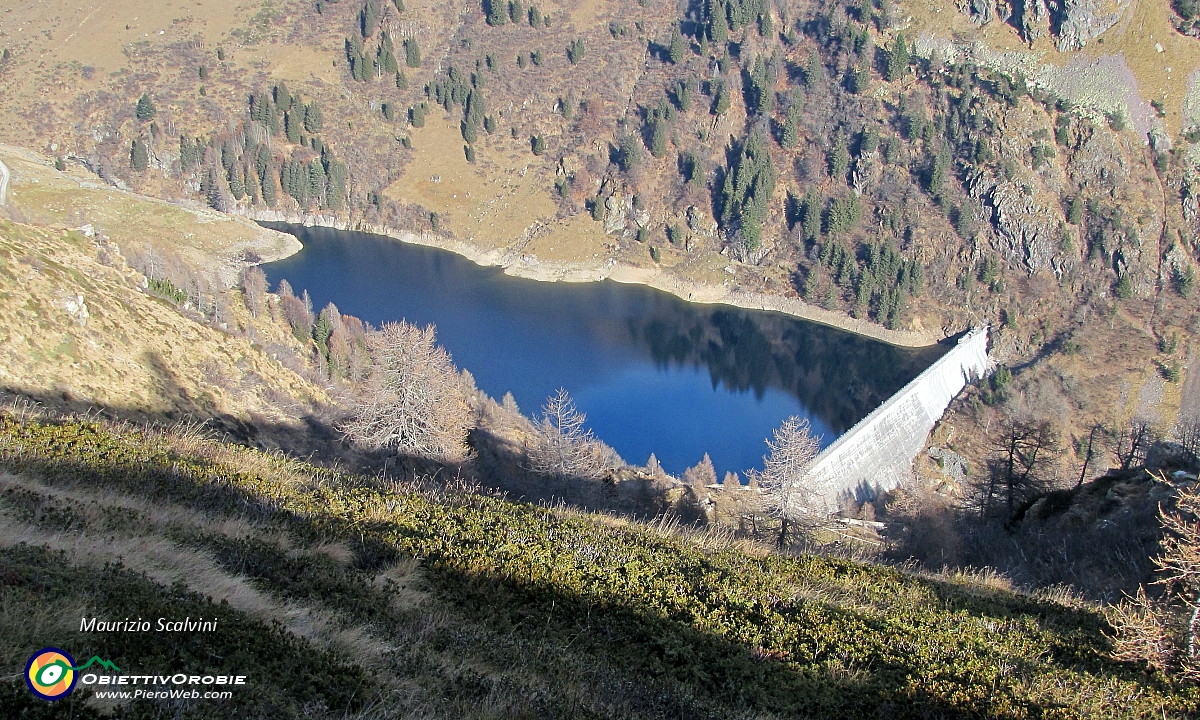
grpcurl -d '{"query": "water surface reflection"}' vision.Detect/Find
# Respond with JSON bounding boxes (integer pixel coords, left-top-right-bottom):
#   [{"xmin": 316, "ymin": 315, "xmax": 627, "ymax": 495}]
[{"xmin": 262, "ymin": 224, "xmax": 946, "ymax": 477}]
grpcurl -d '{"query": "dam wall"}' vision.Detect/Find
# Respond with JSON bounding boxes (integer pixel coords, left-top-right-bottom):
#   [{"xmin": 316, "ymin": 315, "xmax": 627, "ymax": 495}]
[{"xmin": 803, "ymin": 326, "xmax": 990, "ymax": 512}]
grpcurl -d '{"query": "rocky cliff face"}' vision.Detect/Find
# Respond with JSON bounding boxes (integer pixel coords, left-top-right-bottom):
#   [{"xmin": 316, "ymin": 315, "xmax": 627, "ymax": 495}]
[
  {"xmin": 1055, "ymin": 0, "xmax": 1133, "ymax": 51},
  {"xmin": 1022, "ymin": 0, "xmax": 1052, "ymax": 42},
  {"xmin": 960, "ymin": 0, "xmax": 1133, "ymax": 49}
]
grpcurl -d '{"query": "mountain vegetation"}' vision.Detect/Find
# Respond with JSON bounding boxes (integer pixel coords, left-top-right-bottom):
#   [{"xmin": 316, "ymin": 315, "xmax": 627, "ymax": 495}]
[
  {"xmin": 1, "ymin": 4, "xmax": 1192, "ymax": 477},
  {"xmin": 2, "ymin": 0, "xmax": 1200, "ymax": 711},
  {"xmin": 2, "ymin": 412, "xmax": 1199, "ymax": 718}
]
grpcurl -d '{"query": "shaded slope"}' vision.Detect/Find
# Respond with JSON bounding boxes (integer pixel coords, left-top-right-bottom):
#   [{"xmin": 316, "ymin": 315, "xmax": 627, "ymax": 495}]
[{"xmin": 1, "ymin": 413, "xmax": 1196, "ymax": 718}]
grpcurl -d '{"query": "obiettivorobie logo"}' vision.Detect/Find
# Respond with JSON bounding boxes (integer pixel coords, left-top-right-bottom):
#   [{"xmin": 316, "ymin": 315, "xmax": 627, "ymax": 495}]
[
  {"xmin": 25, "ymin": 648, "xmax": 121, "ymax": 701},
  {"xmin": 23, "ymin": 647, "xmax": 248, "ymax": 702}
]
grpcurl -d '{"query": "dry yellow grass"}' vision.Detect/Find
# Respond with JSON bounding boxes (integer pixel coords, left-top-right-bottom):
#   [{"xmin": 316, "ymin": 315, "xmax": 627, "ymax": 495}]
[
  {"xmin": 384, "ymin": 112, "xmax": 616, "ymax": 261},
  {"xmin": 385, "ymin": 113, "xmax": 557, "ymax": 247},
  {"xmin": 0, "ymin": 210, "xmax": 325, "ymax": 423},
  {"xmin": 0, "ymin": 0, "xmax": 256, "ymax": 145},
  {"xmin": 905, "ymin": 0, "xmax": 1200, "ymax": 132},
  {"xmin": 0, "ymin": 144, "xmax": 299, "ymax": 283}
]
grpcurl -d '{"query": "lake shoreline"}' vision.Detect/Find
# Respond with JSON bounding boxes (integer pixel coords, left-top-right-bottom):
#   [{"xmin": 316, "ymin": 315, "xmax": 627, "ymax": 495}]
[{"xmin": 246, "ymin": 210, "xmax": 943, "ymax": 349}]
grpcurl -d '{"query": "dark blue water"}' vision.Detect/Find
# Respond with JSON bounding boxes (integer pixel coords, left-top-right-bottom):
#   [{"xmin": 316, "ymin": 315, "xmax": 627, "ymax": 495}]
[{"xmin": 262, "ymin": 224, "xmax": 946, "ymax": 478}]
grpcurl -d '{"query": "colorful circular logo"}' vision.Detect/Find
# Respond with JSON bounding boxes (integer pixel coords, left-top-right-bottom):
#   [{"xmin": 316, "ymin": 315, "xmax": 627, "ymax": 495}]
[{"xmin": 25, "ymin": 648, "xmax": 78, "ymax": 701}]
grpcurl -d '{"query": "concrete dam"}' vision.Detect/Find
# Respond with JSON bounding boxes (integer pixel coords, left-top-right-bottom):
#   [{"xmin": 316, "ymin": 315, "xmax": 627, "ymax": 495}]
[{"xmin": 803, "ymin": 326, "xmax": 990, "ymax": 512}]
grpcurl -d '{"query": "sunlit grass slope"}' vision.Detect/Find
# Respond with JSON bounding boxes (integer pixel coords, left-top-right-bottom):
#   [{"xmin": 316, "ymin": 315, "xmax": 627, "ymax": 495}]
[{"xmin": 1, "ymin": 413, "xmax": 1197, "ymax": 718}]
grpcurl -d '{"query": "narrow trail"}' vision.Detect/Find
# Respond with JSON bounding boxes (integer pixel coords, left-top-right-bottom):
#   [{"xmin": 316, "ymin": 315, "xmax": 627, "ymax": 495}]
[{"xmin": 0, "ymin": 157, "xmax": 9, "ymax": 206}]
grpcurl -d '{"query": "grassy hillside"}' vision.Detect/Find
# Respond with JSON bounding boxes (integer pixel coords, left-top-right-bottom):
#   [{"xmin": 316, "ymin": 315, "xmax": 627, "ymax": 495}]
[
  {"xmin": 0, "ymin": 211, "xmax": 328, "ymax": 441},
  {"xmin": 0, "ymin": 145, "xmax": 342, "ymax": 454},
  {"xmin": 1, "ymin": 411, "xmax": 1197, "ymax": 718}
]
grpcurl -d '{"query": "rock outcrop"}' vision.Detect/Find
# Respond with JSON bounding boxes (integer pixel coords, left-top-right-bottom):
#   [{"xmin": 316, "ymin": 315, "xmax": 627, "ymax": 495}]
[
  {"xmin": 958, "ymin": 0, "xmax": 1133, "ymax": 50},
  {"xmin": 1055, "ymin": 0, "xmax": 1132, "ymax": 51},
  {"xmin": 983, "ymin": 180, "xmax": 1059, "ymax": 273},
  {"xmin": 1021, "ymin": 0, "xmax": 1052, "ymax": 43},
  {"xmin": 961, "ymin": 0, "xmax": 999, "ymax": 26}
]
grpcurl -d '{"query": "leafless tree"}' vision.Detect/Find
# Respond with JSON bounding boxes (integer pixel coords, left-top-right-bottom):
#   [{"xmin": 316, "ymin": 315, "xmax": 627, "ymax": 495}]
[
  {"xmin": 241, "ymin": 267, "xmax": 268, "ymax": 318},
  {"xmin": 527, "ymin": 388, "xmax": 609, "ymax": 481},
  {"xmin": 1076, "ymin": 423, "xmax": 1107, "ymax": 487},
  {"xmin": 1174, "ymin": 418, "xmax": 1200, "ymax": 470},
  {"xmin": 1113, "ymin": 417, "xmax": 1158, "ymax": 470},
  {"xmin": 751, "ymin": 416, "xmax": 823, "ymax": 547},
  {"xmin": 276, "ymin": 280, "xmax": 314, "ymax": 339},
  {"xmin": 645, "ymin": 452, "xmax": 665, "ymax": 479},
  {"xmin": 976, "ymin": 417, "xmax": 1057, "ymax": 519},
  {"xmin": 683, "ymin": 453, "xmax": 717, "ymax": 491},
  {"xmin": 1110, "ymin": 485, "xmax": 1200, "ymax": 682},
  {"xmin": 342, "ymin": 322, "xmax": 475, "ymax": 463}
]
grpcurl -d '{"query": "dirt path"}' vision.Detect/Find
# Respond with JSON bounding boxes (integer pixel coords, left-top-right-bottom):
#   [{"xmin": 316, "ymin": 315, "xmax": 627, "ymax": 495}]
[{"xmin": 0, "ymin": 157, "xmax": 9, "ymax": 206}]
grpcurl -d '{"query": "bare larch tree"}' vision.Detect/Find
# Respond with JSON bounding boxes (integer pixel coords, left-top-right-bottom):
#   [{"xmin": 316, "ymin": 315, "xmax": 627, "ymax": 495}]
[
  {"xmin": 977, "ymin": 416, "xmax": 1057, "ymax": 519},
  {"xmin": 752, "ymin": 416, "xmax": 823, "ymax": 547},
  {"xmin": 1110, "ymin": 485, "xmax": 1200, "ymax": 682},
  {"xmin": 527, "ymin": 388, "xmax": 608, "ymax": 481},
  {"xmin": 342, "ymin": 321, "xmax": 474, "ymax": 463}
]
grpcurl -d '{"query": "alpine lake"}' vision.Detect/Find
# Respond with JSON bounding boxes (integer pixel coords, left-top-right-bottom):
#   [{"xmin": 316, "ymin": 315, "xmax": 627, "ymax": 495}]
[{"xmin": 262, "ymin": 224, "xmax": 947, "ymax": 479}]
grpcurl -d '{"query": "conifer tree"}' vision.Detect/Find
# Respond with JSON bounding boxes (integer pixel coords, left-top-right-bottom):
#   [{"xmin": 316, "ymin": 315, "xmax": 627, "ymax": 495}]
[
  {"xmin": 674, "ymin": 79, "xmax": 692, "ymax": 112},
  {"xmin": 403, "ymin": 38, "xmax": 421, "ymax": 68},
  {"xmin": 567, "ymin": 37, "xmax": 585, "ymax": 64},
  {"xmin": 229, "ymin": 166, "xmax": 246, "ymax": 200},
  {"xmin": 744, "ymin": 56, "xmax": 776, "ymax": 115},
  {"xmin": 261, "ymin": 166, "xmax": 278, "ymax": 206},
  {"xmin": 648, "ymin": 118, "xmax": 669, "ymax": 158},
  {"xmin": 708, "ymin": 0, "xmax": 729, "ymax": 43},
  {"xmin": 829, "ymin": 136, "xmax": 850, "ymax": 181},
  {"xmin": 325, "ymin": 160, "xmax": 348, "ymax": 210},
  {"xmin": 486, "ymin": 0, "xmax": 508, "ymax": 26},
  {"xmin": 508, "ymin": 0, "xmax": 522, "ymax": 23},
  {"xmin": 928, "ymin": 144, "xmax": 951, "ymax": 199},
  {"xmin": 274, "ymin": 81, "xmax": 292, "ymax": 111},
  {"xmin": 885, "ymin": 33, "xmax": 909, "ymax": 82},
  {"xmin": 303, "ymin": 102, "xmax": 323, "ymax": 132},
  {"xmin": 130, "ymin": 138, "xmax": 149, "ymax": 172},
  {"xmin": 285, "ymin": 112, "xmax": 302, "ymax": 143},
  {"xmin": 409, "ymin": 103, "xmax": 426, "ymax": 127},
  {"xmin": 668, "ymin": 26, "xmax": 686, "ymax": 64},
  {"xmin": 360, "ymin": 0, "xmax": 380, "ymax": 38},
  {"xmin": 712, "ymin": 80, "xmax": 732, "ymax": 115},
  {"xmin": 802, "ymin": 188, "xmax": 821, "ymax": 242},
  {"xmin": 136, "ymin": 94, "xmax": 156, "ymax": 121},
  {"xmin": 308, "ymin": 160, "xmax": 326, "ymax": 203},
  {"xmin": 780, "ymin": 96, "xmax": 802, "ymax": 148},
  {"xmin": 378, "ymin": 32, "xmax": 399, "ymax": 74},
  {"xmin": 619, "ymin": 133, "xmax": 642, "ymax": 171},
  {"xmin": 804, "ymin": 49, "xmax": 824, "ymax": 88},
  {"xmin": 719, "ymin": 129, "xmax": 776, "ymax": 250}
]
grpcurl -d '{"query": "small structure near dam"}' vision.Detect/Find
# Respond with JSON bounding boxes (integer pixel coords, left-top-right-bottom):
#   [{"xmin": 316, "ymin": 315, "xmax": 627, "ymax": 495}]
[{"xmin": 803, "ymin": 326, "xmax": 990, "ymax": 512}]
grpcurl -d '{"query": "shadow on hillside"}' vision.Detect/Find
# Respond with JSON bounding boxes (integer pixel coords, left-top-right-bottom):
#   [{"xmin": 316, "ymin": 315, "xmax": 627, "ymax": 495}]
[
  {"xmin": 469, "ymin": 422, "xmax": 678, "ymax": 520},
  {"xmin": 0, "ymin": 413, "xmax": 1175, "ymax": 719},
  {"xmin": 0, "ymin": 374, "xmax": 675, "ymax": 522}
]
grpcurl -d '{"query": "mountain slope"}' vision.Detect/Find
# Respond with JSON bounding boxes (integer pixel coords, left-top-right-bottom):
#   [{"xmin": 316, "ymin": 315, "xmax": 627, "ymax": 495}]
[{"xmin": 2, "ymin": 412, "xmax": 1197, "ymax": 718}]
